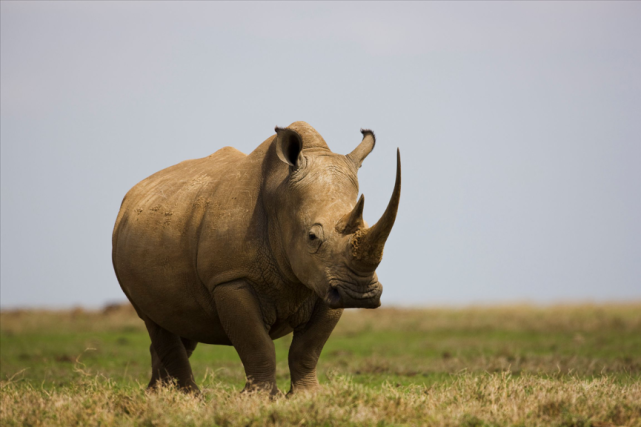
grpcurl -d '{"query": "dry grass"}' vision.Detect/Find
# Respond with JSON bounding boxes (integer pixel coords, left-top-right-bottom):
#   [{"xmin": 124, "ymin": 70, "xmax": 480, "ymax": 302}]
[
  {"xmin": 3, "ymin": 303, "xmax": 639, "ymax": 335},
  {"xmin": 338, "ymin": 303, "xmax": 641, "ymax": 334},
  {"xmin": 0, "ymin": 304, "xmax": 143, "ymax": 335},
  {"xmin": 1, "ymin": 303, "xmax": 640, "ymax": 426},
  {"xmin": 2, "ymin": 373, "xmax": 639, "ymax": 426}
]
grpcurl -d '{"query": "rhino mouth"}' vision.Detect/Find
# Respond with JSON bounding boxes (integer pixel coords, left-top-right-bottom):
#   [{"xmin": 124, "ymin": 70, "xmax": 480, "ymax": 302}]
[{"xmin": 325, "ymin": 280, "xmax": 382, "ymax": 309}]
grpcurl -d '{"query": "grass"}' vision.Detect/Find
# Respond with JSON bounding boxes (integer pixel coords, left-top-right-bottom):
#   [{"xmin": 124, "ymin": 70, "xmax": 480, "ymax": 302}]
[{"xmin": 1, "ymin": 303, "xmax": 640, "ymax": 426}]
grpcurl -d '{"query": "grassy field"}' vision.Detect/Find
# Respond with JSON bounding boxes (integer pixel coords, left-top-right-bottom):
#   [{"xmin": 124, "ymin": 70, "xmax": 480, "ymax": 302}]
[{"xmin": 1, "ymin": 303, "xmax": 640, "ymax": 426}]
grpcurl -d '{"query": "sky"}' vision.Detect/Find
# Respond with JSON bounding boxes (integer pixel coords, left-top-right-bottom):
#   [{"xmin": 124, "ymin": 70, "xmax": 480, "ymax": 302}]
[{"xmin": 1, "ymin": 2, "xmax": 640, "ymax": 308}]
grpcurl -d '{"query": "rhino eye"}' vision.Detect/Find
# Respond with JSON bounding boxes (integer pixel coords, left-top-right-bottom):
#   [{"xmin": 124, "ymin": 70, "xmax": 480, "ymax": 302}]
[{"xmin": 307, "ymin": 224, "xmax": 324, "ymax": 253}]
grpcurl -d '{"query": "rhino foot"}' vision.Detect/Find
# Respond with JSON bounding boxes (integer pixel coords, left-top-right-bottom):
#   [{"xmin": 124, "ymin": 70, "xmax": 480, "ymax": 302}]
[
  {"xmin": 146, "ymin": 379, "xmax": 201, "ymax": 395},
  {"xmin": 287, "ymin": 383, "xmax": 322, "ymax": 398},
  {"xmin": 241, "ymin": 381, "xmax": 282, "ymax": 399}
]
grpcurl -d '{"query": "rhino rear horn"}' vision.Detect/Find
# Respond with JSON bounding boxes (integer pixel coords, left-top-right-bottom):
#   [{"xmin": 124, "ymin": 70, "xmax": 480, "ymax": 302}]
[
  {"xmin": 347, "ymin": 129, "xmax": 376, "ymax": 168},
  {"xmin": 275, "ymin": 127, "xmax": 303, "ymax": 167},
  {"xmin": 351, "ymin": 149, "xmax": 401, "ymax": 268},
  {"xmin": 336, "ymin": 194, "xmax": 365, "ymax": 234}
]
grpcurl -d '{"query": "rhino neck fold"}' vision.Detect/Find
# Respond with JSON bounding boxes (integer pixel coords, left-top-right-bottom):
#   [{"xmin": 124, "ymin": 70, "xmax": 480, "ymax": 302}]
[{"xmin": 259, "ymin": 142, "xmax": 307, "ymax": 290}]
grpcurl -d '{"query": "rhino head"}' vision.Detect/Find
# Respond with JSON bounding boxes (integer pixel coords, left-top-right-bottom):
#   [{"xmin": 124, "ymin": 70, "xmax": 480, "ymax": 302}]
[{"xmin": 269, "ymin": 122, "xmax": 401, "ymax": 309}]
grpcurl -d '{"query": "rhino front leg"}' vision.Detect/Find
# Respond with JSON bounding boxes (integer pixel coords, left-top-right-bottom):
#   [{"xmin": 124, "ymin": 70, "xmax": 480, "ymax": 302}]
[
  {"xmin": 213, "ymin": 280, "xmax": 279, "ymax": 396},
  {"xmin": 288, "ymin": 301, "xmax": 343, "ymax": 395}
]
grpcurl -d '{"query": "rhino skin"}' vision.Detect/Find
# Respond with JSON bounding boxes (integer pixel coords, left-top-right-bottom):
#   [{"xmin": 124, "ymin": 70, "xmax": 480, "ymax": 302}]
[{"xmin": 112, "ymin": 121, "xmax": 401, "ymax": 395}]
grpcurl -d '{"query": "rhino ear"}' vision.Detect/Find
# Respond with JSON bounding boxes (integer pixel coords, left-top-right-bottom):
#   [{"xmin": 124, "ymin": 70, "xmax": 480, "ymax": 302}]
[
  {"xmin": 275, "ymin": 127, "xmax": 303, "ymax": 168},
  {"xmin": 347, "ymin": 129, "xmax": 376, "ymax": 169}
]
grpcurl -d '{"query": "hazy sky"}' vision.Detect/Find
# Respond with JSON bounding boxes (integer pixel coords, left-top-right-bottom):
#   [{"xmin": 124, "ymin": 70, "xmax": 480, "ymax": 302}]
[{"xmin": 2, "ymin": 2, "xmax": 640, "ymax": 308}]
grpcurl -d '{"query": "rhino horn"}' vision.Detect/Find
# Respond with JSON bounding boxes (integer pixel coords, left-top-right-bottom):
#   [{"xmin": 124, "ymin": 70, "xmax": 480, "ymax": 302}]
[
  {"xmin": 336, "ymin": 194, "xmax": 366, "ymax": 234},
  {"xmin": 350, "ymin": 149, "xmax": 401, "ymax": 269}
]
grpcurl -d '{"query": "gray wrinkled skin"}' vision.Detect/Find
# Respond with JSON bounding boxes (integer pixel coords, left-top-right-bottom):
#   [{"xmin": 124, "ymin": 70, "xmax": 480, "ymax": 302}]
[{"xmin": 112, "ymin": 121, "xmax": 401, "ymax": 395}]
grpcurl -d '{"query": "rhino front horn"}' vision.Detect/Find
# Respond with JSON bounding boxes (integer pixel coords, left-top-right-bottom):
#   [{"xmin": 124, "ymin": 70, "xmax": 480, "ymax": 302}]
[{"xmin": 350, "ymin": 149, "xmax": 401, "ymax": 269}]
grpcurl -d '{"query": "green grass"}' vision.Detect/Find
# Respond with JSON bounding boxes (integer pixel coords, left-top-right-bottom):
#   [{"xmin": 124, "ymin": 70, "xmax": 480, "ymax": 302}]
[{"xmin": 1, "ymin": 304, "xmax": 640, "ymax": 425}]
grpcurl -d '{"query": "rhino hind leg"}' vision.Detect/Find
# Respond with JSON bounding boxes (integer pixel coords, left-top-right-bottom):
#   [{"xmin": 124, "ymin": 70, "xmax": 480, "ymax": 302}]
[
  {"xmin": 148, "ymin": 344, "xmax": 170, "ymax": 387},
  {"xmin": 144, "ymin": 319, "xmax": 200, "ymax": 393},
  {"xmin": 148, "ymin": 338, "xmax": 198, "ymax": 389},
  {"xmin": 182, "ymin": 337, "xmax": 198, "ymax": 358}
]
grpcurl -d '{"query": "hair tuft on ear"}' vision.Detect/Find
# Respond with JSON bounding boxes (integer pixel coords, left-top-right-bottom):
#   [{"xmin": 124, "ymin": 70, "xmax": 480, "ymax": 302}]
[
  {"xmin": 348, "ymin": 128, "xmax": 376, "ymax": 168},
  {"xmin": 360, "ymin": 129, "xmax": 376, "ymax": 146}
]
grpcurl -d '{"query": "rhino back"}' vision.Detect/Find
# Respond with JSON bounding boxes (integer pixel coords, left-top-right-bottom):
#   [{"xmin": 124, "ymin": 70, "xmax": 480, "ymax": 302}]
[{"xmin": 112, "ymin": 145, "xmax": 261, "ymax": 342}]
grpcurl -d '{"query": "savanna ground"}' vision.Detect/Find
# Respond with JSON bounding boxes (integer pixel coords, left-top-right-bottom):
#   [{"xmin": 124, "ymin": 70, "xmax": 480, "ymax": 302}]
[{"xmin": 1, "ymin": 304, "xmax": 640, "ymax": 426}]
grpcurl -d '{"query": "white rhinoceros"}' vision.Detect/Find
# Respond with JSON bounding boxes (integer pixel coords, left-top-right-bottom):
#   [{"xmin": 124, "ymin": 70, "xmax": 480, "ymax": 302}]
[{"xmin": 112, "ymin": 121, "xmax": 401, "ymax": 395}]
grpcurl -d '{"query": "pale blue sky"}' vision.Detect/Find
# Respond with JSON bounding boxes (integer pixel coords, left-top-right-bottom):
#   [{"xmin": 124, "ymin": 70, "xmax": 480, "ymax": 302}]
[{"xmin": 1, "ymin": 2, "xmax": 640, "ymax": 308}]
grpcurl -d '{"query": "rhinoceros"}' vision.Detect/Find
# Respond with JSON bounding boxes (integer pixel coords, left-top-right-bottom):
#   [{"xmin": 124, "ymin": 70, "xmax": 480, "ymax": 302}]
[{"xmin": 112, "ymin": 121, "xmax": 401, "ymax": 395}]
